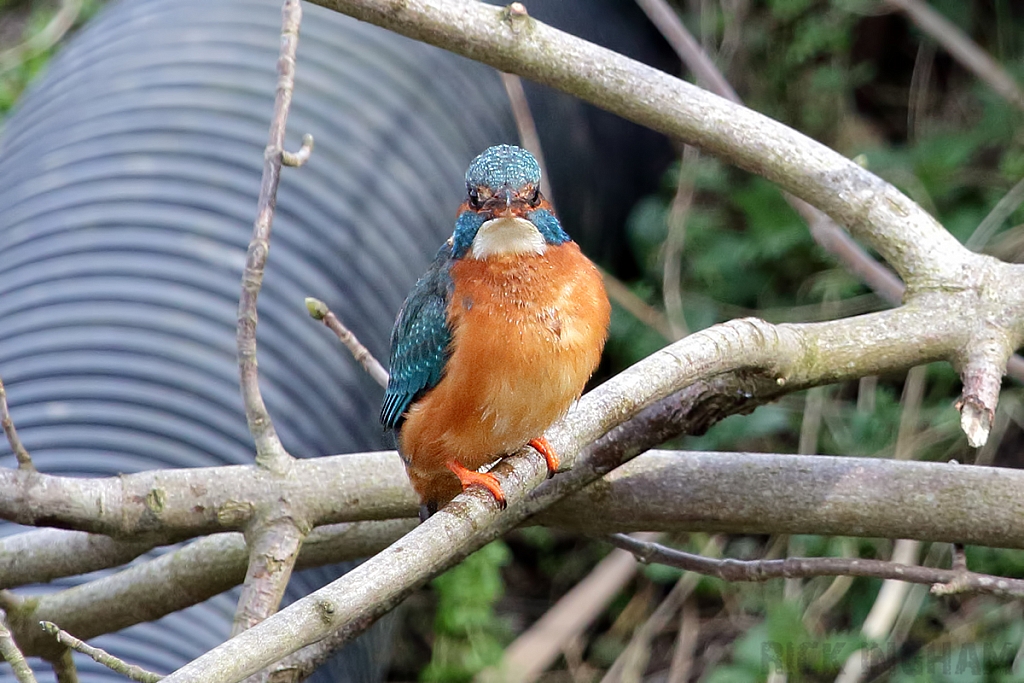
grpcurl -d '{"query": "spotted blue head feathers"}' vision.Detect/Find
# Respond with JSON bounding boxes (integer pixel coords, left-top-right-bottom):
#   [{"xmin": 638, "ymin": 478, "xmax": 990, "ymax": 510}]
[{"xmin": 452, "ymin": 145, "xmax": 569, "ymax": 259}]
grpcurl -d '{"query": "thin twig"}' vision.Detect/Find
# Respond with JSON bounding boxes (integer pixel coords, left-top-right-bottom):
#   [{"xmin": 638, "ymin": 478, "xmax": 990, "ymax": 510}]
[
  {"xmin": 599, "ymin": 268, "xmax": 674, "ymax": 341},
  {"xmin": 500, "ymin": 71, "xmax": 553, "ymax": 207},
  {"xmin": 0, "ymin": 375, "xmax": 33, "ymax": 471},
  {"xmin": 662, "ymin": 146, "xmax": 698, "ymax": 339},
  {"xmin": 600, "ymin": 536, "xmax": 721, "ymax": 683},
  {"xmin": 229, "ymin": 0, "xmax": 312, "ymax": 655},
  {"xmin": 238, "ymin": 0, "xmax": 308, "ymax": 473},
  {"xmin": 305, "ymin": 298, "xmax": 389, "ymax": 388},
  {"xmin": 0, "ymin": 609, "xmax": 38, "ymax": 683},
  {"xmin": 487, "ymin": 532, "xmax": 662, "ymax": 683},
  {"xmin": 633, "ymin": 0, "xmax": 738, "ymax": 99},
  {"xmin": 966, "ymin": 175, "xmax": 1024, "ymax": 251},
  {"xmin": 607, "ymin": 534, "xmax": 1024, "ymax": 598},
  {"xmin": 834, "ymin": 539, "xmax": 921, "ymax": 683},
  {"xmin": 667, "ymin": 598, "xmax": 699, "ymax": 683},
  {"xmin": 40, "ymin": 622, "xmax": 162, "ymax": 683},
  {"xmin": 885, "ymin": 0, "xmax": 1024, "ymax": 114}
]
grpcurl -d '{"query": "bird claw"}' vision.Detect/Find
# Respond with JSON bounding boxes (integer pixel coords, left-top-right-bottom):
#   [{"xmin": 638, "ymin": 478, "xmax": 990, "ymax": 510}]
[
  {"xmin": 446, "ymin": 459, "xmax": 507, "ymax": 508},
  {"xmin": 529, "ymin": 437, "xmax": 559, "ymax": 478}
]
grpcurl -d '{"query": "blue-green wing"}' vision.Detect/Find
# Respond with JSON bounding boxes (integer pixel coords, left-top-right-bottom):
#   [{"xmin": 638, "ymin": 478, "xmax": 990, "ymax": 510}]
[{"xmin": 381, "ymin": 244, "xmax": 454, "ymax": 430}]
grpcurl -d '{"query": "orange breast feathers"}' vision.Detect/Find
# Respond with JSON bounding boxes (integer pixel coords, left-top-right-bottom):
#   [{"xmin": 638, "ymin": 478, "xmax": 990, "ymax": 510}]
[{"xmin": 398, "ymin": 241, "xmax": 611, "ymax": 507}]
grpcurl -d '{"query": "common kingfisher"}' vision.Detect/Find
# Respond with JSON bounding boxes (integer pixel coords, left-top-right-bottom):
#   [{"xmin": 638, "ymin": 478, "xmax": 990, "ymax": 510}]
[{"xmin": 381, "ymin": 145, "xmax": 611, "ymax": 518}]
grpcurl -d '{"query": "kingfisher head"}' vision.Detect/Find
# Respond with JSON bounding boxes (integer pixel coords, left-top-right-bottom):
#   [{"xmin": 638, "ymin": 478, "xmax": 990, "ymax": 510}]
[{"xmin": 450, "ymin": 145, "xmax": 570, "ymax": 259}]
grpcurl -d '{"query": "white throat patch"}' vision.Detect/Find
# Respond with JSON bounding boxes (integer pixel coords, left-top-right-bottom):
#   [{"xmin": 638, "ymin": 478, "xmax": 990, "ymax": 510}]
[{"xmin": 470, "ymin": 216, "xmax": 546, "ymax": 259}]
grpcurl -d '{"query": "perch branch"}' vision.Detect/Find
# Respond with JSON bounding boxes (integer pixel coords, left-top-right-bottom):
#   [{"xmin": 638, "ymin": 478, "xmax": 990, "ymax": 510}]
[
  {"xmin": 157, "ymin": 301, "xmax": 1019, "ymax": 683},
  {"xmin": 10, "ymin": 450, "xmax": 1024, "ymax": 657},
  {"xmin": 606, "ymin": 534, "xmax": 1024, "ymax": 598}
]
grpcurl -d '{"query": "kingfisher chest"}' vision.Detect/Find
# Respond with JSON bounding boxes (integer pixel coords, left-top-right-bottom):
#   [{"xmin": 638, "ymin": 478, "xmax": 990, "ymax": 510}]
[{"xmin": 447, "ymin": 242, "xmax": 601, "ymax": 355}]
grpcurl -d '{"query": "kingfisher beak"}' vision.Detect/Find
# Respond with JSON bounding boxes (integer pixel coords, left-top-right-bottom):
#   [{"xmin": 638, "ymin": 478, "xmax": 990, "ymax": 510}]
[{"xmin": 485, "ymin": 186, "xmax": 526, "ymax": 218}]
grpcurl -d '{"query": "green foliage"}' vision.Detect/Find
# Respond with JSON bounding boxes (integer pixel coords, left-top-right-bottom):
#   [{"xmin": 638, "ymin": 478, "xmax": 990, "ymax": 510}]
[
  {"xmin": 0, "ymin": 0, "xmax": 102, "ymax": 118},
  {"xmin": 422, "ymin": 541, "xmax": 512, "ymax": 683}
]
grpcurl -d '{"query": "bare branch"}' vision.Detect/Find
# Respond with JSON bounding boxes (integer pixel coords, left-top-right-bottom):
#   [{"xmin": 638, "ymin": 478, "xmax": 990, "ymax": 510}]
[
  {"xmin": 633, "ymin": 0, "xmax": 739, "ymax": 99},
  {"xmin": 10, "ymin": 449, "xmax": 1024, "ymax": 657},
  {"xmin": 307, "ymin": 0, "xmax": 982, "ymax": 292},
  {"xmin": 606, "ymin": 534, "xmax": 1024, "ymax": 598},
  {"xmin": 305, "ymin": 298, "xmax": 389, "ymax": 388},
  {"xmin": 0, "ymin": 530, "xmax": 156, "ymax": 590},
  {"xmin": 232, "ymin": 518, "xmax": 306, "ymax": 636},
  {"xmin": 5, "ymin": 520, "xmax": 413, "ymax": 659},
  {"xmin": 156, "ymin": 301, "xmax": 1020, "ymax": 683},
  {"xmin": 0, "ymin": 376, "xmax": 34, "ymax": 471},
  {"xmin": 627, "ymin": 0, "xmax": 1024, "ymax": 408},
  {"xmin": 0, "ymin": 609, "xmax": 37, "ymax": 683},
  {"xmin": 663, "ymin": 146, "xmax": 698, "ymax": 339},
  {"xmin": 40, "ymin": 622, "xmax": 162, "ymax": 683},
  {"xmin": 500, "ymin": 71, "xmax": 552, "ymax": 206},
  {"xmin": 0, "ymin": 0, "xmax": 81, "ymax": 75},
  {"xmin": 885, "ymin": 0, "xmax": 1024, "ymax": 114},
  {"xmin": 238, "ymin": 0, "xmax": 305, "ymax": 473},
  {"xmin": 0, "ymin": 452, "xmax": 416, "ymax": 541}
]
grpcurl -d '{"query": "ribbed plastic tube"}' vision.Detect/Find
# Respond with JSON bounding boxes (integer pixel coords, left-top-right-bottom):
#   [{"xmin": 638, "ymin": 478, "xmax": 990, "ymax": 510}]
[{"xmin": 0, "ymin": 0, "xmax": 513, "ymax": 680}]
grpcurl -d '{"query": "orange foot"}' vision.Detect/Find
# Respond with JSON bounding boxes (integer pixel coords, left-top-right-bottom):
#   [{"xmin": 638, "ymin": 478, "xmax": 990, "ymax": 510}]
[
  {"xmin": 446, "ymin": 459, "xmax": 507, "ymax": 509},
  {"xmin": 529, "ymin": 437, "xmax": 560, "ymax": 477}
]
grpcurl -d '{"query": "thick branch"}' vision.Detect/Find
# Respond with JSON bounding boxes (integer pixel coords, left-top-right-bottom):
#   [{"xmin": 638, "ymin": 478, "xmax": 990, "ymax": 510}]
[
  {"xmin": 10, "ymin": 449, "xmax": 1024, "ymax": 657},
  {"xmin": 232, "ymin": 517, "xmax": 306, "ymax": 636},
  {"xmin": 0, "ymin": 452, "xmax": 415, "ymax": 541},
  {"xmin": 5, "ymin": 520, "xmax": 413, "ymax": 659},
  {"xmin": 157, "ymin": 302, "xmax": 1003, "ymax": 683}
]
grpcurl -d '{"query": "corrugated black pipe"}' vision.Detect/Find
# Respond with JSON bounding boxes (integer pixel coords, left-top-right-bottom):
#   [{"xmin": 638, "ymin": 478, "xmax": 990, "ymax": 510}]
[{"xmin": 0, "ymin": 0, "xmax": 674, "ymax": 679}]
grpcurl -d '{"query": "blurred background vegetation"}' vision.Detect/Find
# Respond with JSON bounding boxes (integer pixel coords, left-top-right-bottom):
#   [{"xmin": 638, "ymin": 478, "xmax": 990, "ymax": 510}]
[{"xmin": 3, "ymin": 0, "xmax": 1024, "ymax": 681}]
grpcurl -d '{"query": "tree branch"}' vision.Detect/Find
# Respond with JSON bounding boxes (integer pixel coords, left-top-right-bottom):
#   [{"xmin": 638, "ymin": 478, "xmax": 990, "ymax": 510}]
[
  {"xmin": 0, "ymin": 375, "xmax": 34, "ymax": 472},
  {"xmin": 9, "ymin": 448, "xmax": 1024, "ymax": 657},
  {"xmin": 156, "ymin": 300, "xmax": 1018, "ymax": 683},
  {"xmin": 305, "ymin": 298, "xmax": 388, "ymax": 389},
  {"xmin": 237, "ymin": 0, "xmax": 305, "ymax": 474},
  {"xmin": 4, "ymin": 520, "xmax": 414, "ymax": 659},
  {"xmin": 0, "ymin": 452, "xmax": 416, "ymax": 541},
  {"xmin": 40, "ymin": 622, "xmax": 162, "ymax": 683},
  {"xmin": 885, "ymin": 0, "xmax": 1024, "ymax": 114},
  {"xmin": 0, "ymin": 608, "xmax": 37, "ymax": 683},
  {"xmin": 307, "ymin": 0, "xmax": 982, "ymax": 293},
  {"xmin": 606, "ymin": 533, "xmax": 1024, "ymax": 598}
]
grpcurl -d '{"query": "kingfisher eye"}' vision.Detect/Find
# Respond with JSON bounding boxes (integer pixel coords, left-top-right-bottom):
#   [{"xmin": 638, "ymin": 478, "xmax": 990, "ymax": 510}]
[
  {"xmin": 467, "ymin": 186, "xmax": 482, "ymax": 209},
  {"xmin": 528, "ymin": 185, "xmax": 540, "ymax": 206}
]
